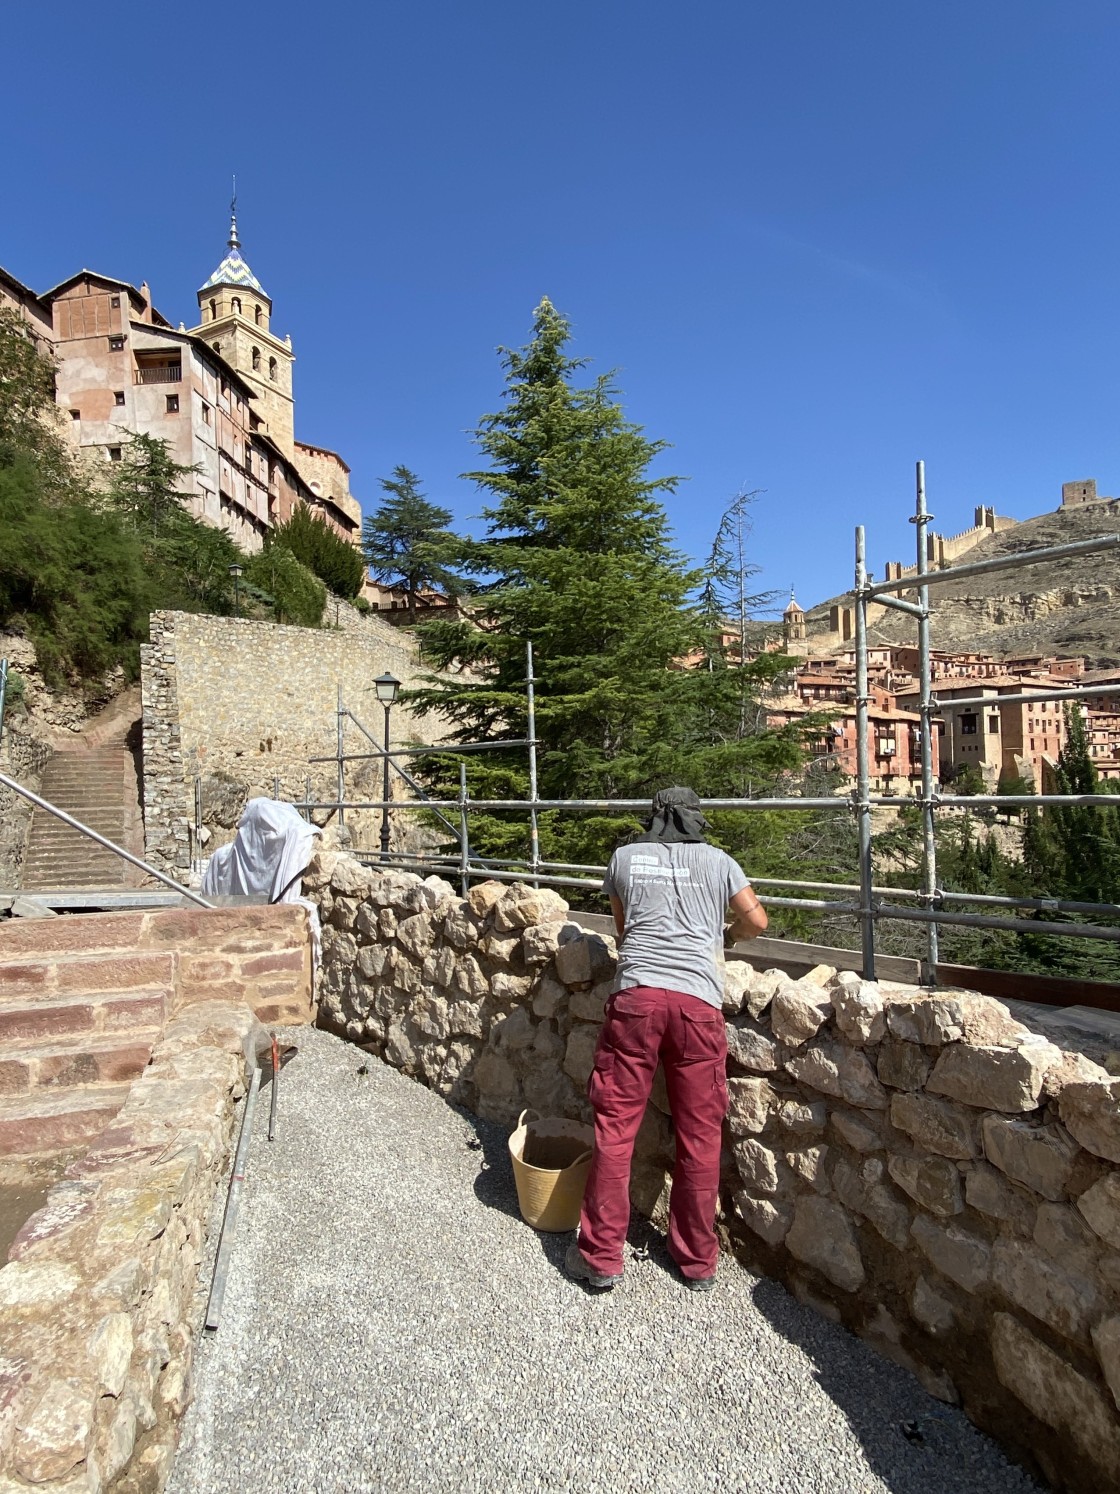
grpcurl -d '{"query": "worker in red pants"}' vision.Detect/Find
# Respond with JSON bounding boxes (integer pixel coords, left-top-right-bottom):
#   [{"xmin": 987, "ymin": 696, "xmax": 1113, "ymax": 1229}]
[{"xmin": 565, "ymin": 787, "xmax": 767, "ymax": 1292}]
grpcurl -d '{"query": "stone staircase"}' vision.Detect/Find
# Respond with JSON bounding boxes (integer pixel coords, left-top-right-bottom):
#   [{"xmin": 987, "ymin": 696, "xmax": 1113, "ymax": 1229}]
[
  {"xmin": 20, "ymin": 746, "xmax": 132, "ymax": 890},
  {"xmin": 0, "ymin": 916, "xmax": 169, "ymax": 1160}
]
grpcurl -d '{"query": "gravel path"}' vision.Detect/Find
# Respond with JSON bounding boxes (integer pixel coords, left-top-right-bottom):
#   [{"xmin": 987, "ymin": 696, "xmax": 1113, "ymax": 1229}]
[{"xmin": 169, "ymin": 1026, "xmax": 1038, "ymax": 1494}]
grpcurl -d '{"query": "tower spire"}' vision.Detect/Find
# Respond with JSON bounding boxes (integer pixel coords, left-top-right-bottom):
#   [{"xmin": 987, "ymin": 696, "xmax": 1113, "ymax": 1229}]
[{"xmin": 229, "ymin": 176, "xmax": 240, "ymax": 250}]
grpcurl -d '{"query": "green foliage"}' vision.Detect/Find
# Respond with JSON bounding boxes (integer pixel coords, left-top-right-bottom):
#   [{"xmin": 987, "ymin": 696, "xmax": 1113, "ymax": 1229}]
[
  {"xmin": 106, "ymin": 433, "xmax": 196, "ymax": 539},
  {"xmin": 245, "ymin": 544, "xmax": 326, "ymax": 627},
  {"xmin": 271, "ymin": 503, "xmax": 364, "ymax": 599},
  {"xmin": 353, "ymin": 595, "xmax": 371, "ymax": 615},
  {"xmin": 405, "ymin": 298, "xmax": 813, "ymax": 875},
  {"xmin": 362, "ymin": 466, "xmax": 469, "ymax": 621},
  {"xmin": 1, "ymin": 666, "xmax": 26, "ymax": 714},
  {"xmin": 0, "ymin": 454, "xmax": 152, "ymax": 684}
]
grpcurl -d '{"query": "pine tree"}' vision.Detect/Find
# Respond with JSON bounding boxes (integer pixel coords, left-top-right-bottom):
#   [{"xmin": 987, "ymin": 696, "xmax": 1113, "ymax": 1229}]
[
  {"xmin": 362, "ymin": 467, "xmax": 467, "ymax": 622},
  {"xmin": 270, "ymin": 503, "xmax": 364, "ymax": 599}
]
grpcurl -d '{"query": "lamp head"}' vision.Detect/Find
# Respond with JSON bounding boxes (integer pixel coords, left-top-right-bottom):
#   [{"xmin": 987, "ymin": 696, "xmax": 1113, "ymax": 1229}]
[
  {"xmin": 228, "ymin": 563, "xmax": 244, "ymax": 579},
  {"xmin": 374, "ymin": 671, "xmax": 401, "ymax": 706}
]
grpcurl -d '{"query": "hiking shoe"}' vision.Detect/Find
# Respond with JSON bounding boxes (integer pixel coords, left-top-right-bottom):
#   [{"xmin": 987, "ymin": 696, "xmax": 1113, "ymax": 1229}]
[
  {"xmin": 564, "ymin": 1243, "xmax": 622, "ymax": 1290},
  {"xmin": 683, "ymin": 1273, "xmax": 716, "ymax": 1292}
]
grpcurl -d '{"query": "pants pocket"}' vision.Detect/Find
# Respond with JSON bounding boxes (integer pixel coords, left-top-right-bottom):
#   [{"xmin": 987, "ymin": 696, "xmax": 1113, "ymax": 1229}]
[
  {"xmin": 588, "ymin": 1049, "xmax": 615, "ymax": 1106},
  {"xmin": 681, "ymin": 1008, "xmax": 726, "ymax": 1061}
]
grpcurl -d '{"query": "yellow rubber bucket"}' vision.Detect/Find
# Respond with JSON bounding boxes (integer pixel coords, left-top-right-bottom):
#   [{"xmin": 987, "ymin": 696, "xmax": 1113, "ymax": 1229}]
[{"xmin": 509, "ymin": 1108, "xmax": 594, "ymax": 1232}]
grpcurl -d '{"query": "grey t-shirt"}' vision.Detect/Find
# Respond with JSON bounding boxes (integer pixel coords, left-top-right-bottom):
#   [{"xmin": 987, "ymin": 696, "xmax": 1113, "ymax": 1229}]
[{"xmin": 601, "ymin": 842, "xmax": 750, "ymax": 1010}]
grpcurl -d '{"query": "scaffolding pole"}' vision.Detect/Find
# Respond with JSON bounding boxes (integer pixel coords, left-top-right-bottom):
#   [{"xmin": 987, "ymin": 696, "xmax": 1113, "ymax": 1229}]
[
  {"xmin": 336, "ymin": 684, "xmax": 345, "ymax": 828},
  {"xmin": 526, "ymin": 641, "xmax": 540, "ymax": 886},
  {"xmin": 914, "ymin": 460, "xmax": 939, "ymax": 985},
  {"xmin": 854, "ymin": 525, "xmax": 875, "ymax": 978}
]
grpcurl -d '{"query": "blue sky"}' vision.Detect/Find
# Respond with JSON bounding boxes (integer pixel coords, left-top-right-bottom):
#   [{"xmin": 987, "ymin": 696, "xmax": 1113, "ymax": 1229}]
[{"xmin": 5, "ymin": 1, "xmax": 1120, "ymax": 610}]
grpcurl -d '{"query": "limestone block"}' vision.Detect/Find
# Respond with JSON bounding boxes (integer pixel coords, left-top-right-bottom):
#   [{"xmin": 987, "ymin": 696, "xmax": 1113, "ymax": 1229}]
[
  {"xmin": 554, "ymin": 929, "xmax": 613, "ymax": 988},
  {"xmin": 727, "ymin": 1077, "xmax": 774, "ymax": 1137},
  {"xmin": 473, "ymin": 1050, "xmax": 518, "ymax": 1104},
  {"xmin": 395, "ymin": 912, "xmax": 433, "ymax": 961},
  {"xmin": 522, "ymin": 921, "xmax": 565, "ymax": 966},
  {"xmin": 521, "ymin": 1065, "xmax": 579, "ymax": 1119},
  {"xmin": 532, "ymin": 1020, "xmax": 565, "ymax": 1065},
  {"xmin": 992, "ymin": 1237, "xmax": 1101, "ymax": 1341},
  {"xmin": 531, "ymin": 971, "xmax": 568, "ymax": 1020},
  {"xmin": 96, "ymin": 1398, "xmax": 138, "ymax": 1483},
  {"xmin": 491, "ymin": 1007, "xmax": 535, "ymax": 1052},
  {"xmin": 956, "ymin": 992, "xmax": 1032, "ymax": 1048},
  {"xmin": 911, "ymin": 1215, "xmax": 990, "ymax": 1292},
  {"xmin": 890, "ymin": 1092, "xmax": 978, "ymax": 1160},
  {"xmin": 563, "ymin": 1026, "xmax": 599, "ymax": 1088},
  {"xmin": 328, "ymin": 896, "xmax": 360, "ymax": 931},
  {"xmin": 926, "ymin": 1040, "xmax": 1058, "ymax": 1113},
  {"xmin": 467, "ymin": 880, "xmax": 506, "ymax": 917},
  {"xmin": 0, "ymin": 1262, "xmax": 81, "ymax": 1312},
  {"xmin": 876, "ymin": 1037, "xmax": 931, "ymax": 1092},
  {"xmin": 992, "ymin": 1313, "xmax": 1120, "ymax": 1482},
  {"xmin": 452, "ymin": 955, "xmax": 488, "ymax": 1001},
  {"xmin": 776, "ymin": 1098, "xmax": 827, "ymax": 1136},
  {"xmin": 802, "ymin": 963, "xmax": 837, "ymax": 987},
  {"xmin": 963, "ymin": 1161, "xmax": 1035, "ymax": 1231},
  {"xmin": 785, "ymin": 1196, "xmax": 865, "ymax": 1291},
  {"xmin": 886, "ymin": 995, "xmax": 964, "ymax": 1046},
  {"xmin": 981, "ymin": 1114, "xmax": 1080, "ymax": 1201},
  {"xmin": 442, "ymin": 902, "xmax": 479, "ymax": 951},
  {"xmin": 831, "ymin": 980, "xmax": 885, "ymax": 1046},
  {"xmin": 1093, "ymin": 1315, "xmax": 1120, "ymax": 1413},
  {"xmin": 725, "ymin": 1023, "xmax": 780, "ymax": 1074},
  {"xmin": 90, "ymin": 1313, "xmax": 132, "ymax": 1398},
  {"xmin": 732, "ymin": 1138, "xmax": 780, "ymax": 1195},
  {"xmin": 569, "ymin": 981, "xmax": 610, "ymax": 1023},
  {"xmin": 912, "ymin": 1275, "xmax": 956, "ymax": 1337},
  {"xmin": 384, "ymin": 1017, "xmax": 420, "ymax": 1070},
  {"xmin": 1034, "ymin": 1202, "xmax": 1097, "ymax": 1271},
  {"xmin": 721, "ymin": 961, "xmax": 753, "ymax": 1017},
  {"xmin": 786, "ymin": 1145, "xmax": 829, "ymax": 1192},
  {"xmin": 413, "ymin": 997, "xmax": 451, "ymax": 1043},
  {"xmin": 887, "ymin": 1153, "xmax": 963, "ymax": 1218},
  {"xmin": 491, "ymin": 885, "xmax": 568, "ymax": 931},
  {"xmin": 770, "ymin": 983, "xmax": 831, "ymax": 1047},
  {"xmin": 744, "ymin": 968, "xmax": 785, "ymax": 1020},
  {"xmin": 734, "ymin": 1192, "xmax": 792, "ymax": 1246},
  {"xmin": 357, "ymin": 944, "xmax": 390, "ymax": 983},
  {"xmin": 481, "ymin": 931, "xmax": 520, "ymax": 964},
  {"xmin": 786, "ymin": 1041, "xmax": 889, "ymax": 1110},
  {"xmin": 829, "ymin": 1109, "xmax": 882, "ymax": 1154},
  {"xmin": 1043, "ymin": 1049, "xmax": 1111, "ymax": 1102},
  {"xmin": 328, "ymin": 855, "xmax": 373, "ymax": 898},
  {"xmin": 831, "ymin": 1156, "xmax": 911, "ymax": 1249},
  {"xmin": 420, "ymin": 875, "xmax": 457, "ymax": 909},
  {"xmin": 1060, "ymin": 1076, "xmax": 1120, "ymax": 1163},
  {"xmin": 423, "ymin": 945, "xmax": 457, "ymax": 992},
  {"xmin": 491, "ymin": 971, "xmax": 533, "ymax": 1003},
  {"xmin": 1077, "ymin": 1174, "xmax": 1120, "ymax": 1250},
  {"xmin": 378, "ymin": 907, "xmax": 397, "ymax": 939},
  {"xmin": 12, "ymin": 1377, "xmax": 94, "ymax": 1483}
]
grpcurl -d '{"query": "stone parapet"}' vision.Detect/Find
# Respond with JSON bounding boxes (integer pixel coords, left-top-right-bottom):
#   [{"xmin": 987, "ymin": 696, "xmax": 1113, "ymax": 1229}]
[
  {"xmin": 309, "ymin": 851, "xmax": 1120, "ymax": 1494},
  {"xmin": 0, "ymin": 1001, "xmax": 267, "ymax": 1492}
]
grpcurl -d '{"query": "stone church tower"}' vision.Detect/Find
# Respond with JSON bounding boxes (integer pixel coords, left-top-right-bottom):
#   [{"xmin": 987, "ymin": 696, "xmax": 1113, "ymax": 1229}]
[
  {"xmin": 783, "ymin": 591, "xmax": 807, "ymax": 651},
  {"xmin": 189, "ymin": 205, "xmax": 296, "ymax": 456}
]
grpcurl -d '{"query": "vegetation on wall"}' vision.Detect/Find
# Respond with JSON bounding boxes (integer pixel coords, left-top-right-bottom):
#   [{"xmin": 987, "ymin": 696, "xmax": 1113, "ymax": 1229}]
[{"xmin": 270, "ymin": 502, "xmax": 365, "ymax": 599}]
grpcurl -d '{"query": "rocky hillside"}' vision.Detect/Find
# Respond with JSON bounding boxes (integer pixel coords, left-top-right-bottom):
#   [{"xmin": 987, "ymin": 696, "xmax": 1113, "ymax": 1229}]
[{"xmin": 806, "ymin": 501, "xmax": 1120, "ymax": 665}]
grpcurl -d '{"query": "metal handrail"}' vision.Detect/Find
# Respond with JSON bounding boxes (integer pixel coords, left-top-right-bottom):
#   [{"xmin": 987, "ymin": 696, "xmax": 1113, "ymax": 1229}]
[{"xmin": 0, "ymin": 769, "xmax": 213, "ymax": 910}]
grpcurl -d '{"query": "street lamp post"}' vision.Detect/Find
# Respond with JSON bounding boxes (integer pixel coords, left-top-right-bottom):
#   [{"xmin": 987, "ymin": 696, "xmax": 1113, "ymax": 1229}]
[
  {"xmin": 373, "ymin": 672, "xmax": 401, "ymax": 860},
  {"xmin": 229, "ymin": 563, "xmax": 244, "ymax": 617}
]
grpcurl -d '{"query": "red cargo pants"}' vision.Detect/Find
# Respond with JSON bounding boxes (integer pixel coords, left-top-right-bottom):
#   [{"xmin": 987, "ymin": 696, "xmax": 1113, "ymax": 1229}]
[{"xmin": 577, "ymin": 985, "xmax": 728, "ymax": 1281}]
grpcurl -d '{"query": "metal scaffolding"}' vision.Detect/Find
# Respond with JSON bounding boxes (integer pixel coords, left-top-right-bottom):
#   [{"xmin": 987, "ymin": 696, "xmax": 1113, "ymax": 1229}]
[{"xmin": 200, "ymin": 474, "xmax": 1120, "ymax": 986}]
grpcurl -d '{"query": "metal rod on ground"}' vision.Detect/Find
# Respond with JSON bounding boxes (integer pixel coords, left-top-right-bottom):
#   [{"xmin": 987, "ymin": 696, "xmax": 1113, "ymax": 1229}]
[
  {"xmin": 527, "ymin": 641, "xmax": 540, "ymax": 887},
  {"xmin": 337, "ymin": 684, "xmax": 345, "ymax": 828},
  {"xmin": 854, "ymin": 525, "xmax": 876, "ymax": 979},
  {"xmin": 915, "ymin": 460, "xmax": 939, "ymax": 986},
  {"xmin": 268, "ymin": 1035, "xmax": 279, "ymax": 1142},
  {"xmin": 459, "ymin": 762, "xmax": 469, "ymax": 899},
  {"xmin": 205, "ymin": 1062, "xmax": 262, "ymax": 1332},
  {"xmin": 0, "ymin": 770, "xmax": 214, "ymax": 908}
]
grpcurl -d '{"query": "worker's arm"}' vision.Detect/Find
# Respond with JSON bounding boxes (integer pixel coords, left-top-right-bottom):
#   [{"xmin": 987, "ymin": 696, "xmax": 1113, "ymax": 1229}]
[
  {"xmin": 727, "ymin": 885, "xmax": 767, "ymax": 944},
  {"xmin": 609, "ymin": 893, "xmax": 626, "ymax": 943}
]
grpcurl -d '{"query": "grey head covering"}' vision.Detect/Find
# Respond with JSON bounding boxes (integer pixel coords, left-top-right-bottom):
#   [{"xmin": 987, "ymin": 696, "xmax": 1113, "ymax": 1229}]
[{"xmin": 633, "ymin": 786, "xmax": 710, "ymax": 844}]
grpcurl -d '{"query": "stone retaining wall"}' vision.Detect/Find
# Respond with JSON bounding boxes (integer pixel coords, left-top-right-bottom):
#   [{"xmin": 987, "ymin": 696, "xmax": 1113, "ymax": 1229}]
[
  {"xmin": 139, "ymin": 609, "xmax": 448, "ymax": 880},
  {"xmin": 309, "ymin": 849, "xmax": 1120, "ymax": 1493},
  {"xmin": 0, "ymin": 1001, "xmax": 266, "ymax": 1492}
]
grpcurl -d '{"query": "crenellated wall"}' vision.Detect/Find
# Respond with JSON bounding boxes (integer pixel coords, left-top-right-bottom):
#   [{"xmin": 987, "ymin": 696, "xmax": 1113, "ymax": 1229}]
[{"xmin": 308, "ymin": 849, "xmax": 1120, "ymax": 1493}]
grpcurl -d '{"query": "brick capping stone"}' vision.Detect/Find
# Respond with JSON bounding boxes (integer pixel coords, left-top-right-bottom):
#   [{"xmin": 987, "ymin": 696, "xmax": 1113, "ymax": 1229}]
[
  {"xmin": 0, "ymin": 1001, "xmax": 267, "ymax": 1492},
  {"xmin": 308, "ymin": 847, "xmax": 1120, "ymax": 1494}
]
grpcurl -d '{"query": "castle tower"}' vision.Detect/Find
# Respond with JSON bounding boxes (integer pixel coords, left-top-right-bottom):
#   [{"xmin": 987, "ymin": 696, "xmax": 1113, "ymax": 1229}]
[
  {"xmin": 783, "ymin": 590, "xmax": 807, "ymax": 651},
  {"xmin": 189, "ymin": 202, "xmax": 296, "ymax": 456}
]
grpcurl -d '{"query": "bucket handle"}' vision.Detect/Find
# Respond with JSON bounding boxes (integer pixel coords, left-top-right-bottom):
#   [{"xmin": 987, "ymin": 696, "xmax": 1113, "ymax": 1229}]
[
  {"xmin": 567, "ymin": 1149, "xmax": 594, "ymax": 1170},
  {"xmin": 517, "ymin": 1108, "xmax": 541, "ymax": 1130}
]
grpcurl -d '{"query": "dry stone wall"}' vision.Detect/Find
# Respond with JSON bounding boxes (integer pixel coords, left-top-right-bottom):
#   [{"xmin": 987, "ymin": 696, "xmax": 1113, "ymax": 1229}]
[
  {"xmin": 309, "ymin": 849, "xmax": 1120, "ymax": 1494},
  {"xmin": 0, "ymin": 1001, "xmax": 266, "ymax": 1493},
  {"xmin": 140, "ymin": 609, "xmax": 448, "ymax": 880}
]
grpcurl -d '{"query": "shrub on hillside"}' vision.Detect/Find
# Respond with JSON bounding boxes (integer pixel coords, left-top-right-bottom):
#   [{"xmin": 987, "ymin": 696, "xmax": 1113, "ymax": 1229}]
[{"xmin": 270, "ymin": 503, "xmax": 365, "ymax": 599}]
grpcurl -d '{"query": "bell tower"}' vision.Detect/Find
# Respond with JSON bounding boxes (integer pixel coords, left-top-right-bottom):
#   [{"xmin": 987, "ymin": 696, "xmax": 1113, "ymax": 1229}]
[{"xmin": 190, "ymin": 200, "xmax": 296, "ymax": 456}]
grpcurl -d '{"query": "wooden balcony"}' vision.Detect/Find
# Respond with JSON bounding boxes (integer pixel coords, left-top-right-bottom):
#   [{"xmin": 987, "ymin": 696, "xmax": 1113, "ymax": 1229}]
[{"xmin": 134, "ymin": 364, "xmax": 182, "ymax": 385}]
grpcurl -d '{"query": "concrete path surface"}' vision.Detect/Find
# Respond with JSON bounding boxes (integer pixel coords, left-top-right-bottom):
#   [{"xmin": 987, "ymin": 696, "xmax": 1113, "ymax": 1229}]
[{"xmin": 169, "ymin": 1026, "xmax": 1038, "ymax": 1494}]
